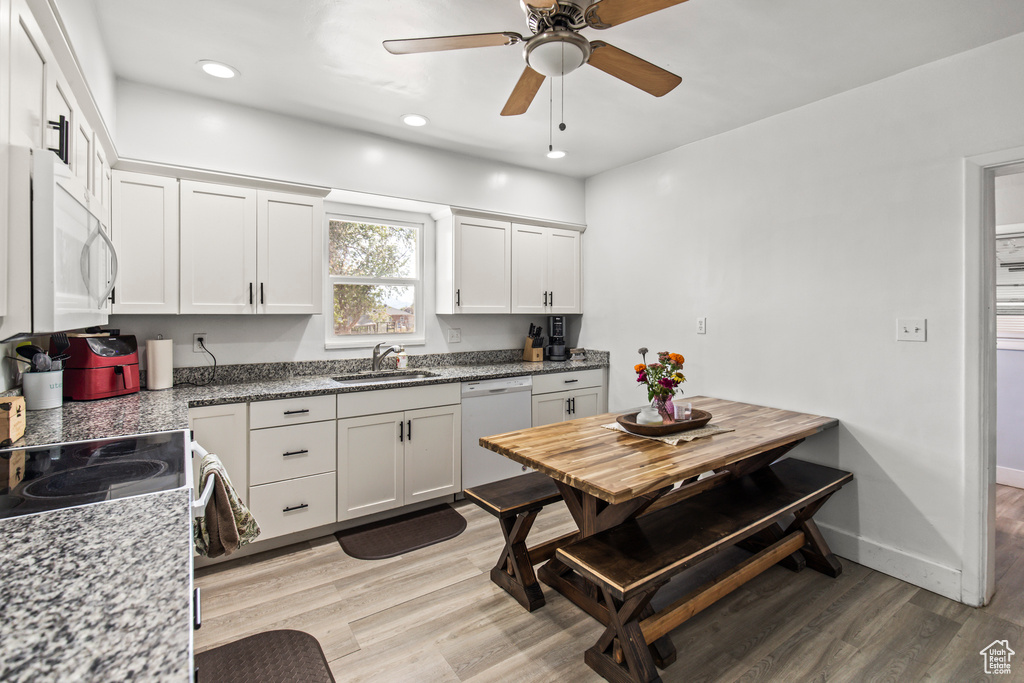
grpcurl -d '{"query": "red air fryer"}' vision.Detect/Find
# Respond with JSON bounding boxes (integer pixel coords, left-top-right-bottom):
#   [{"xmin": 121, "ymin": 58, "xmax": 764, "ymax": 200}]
[{"xmin": 60, "ymin": 335, "xmax": 141, "ymax": 400}]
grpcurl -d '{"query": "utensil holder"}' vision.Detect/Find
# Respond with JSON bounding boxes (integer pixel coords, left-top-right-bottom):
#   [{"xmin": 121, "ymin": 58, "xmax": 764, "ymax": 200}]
[{"xmin": 23, "ymin": 370, "xmax": 63, "ymax": 410}]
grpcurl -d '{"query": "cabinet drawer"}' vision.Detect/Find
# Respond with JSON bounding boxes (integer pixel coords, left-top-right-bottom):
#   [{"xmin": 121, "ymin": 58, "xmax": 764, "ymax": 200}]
[
  {"xmin": 250, "ymin": 394, "xmax": 335, "ymax": 429},
  {"xmin": 248, "ymin": 472, "xmax": 337, "ymax": 541},
  {"xmin": 532, "ymin": 369, "xmax": 604, "ymax": 395},
  {"xmin": 337, "ymin": 383, "xmax": 460, "ymax": 419},
  {"xmin": 250, "ymin": 420, "xmax": 336, "ymax": 486}
]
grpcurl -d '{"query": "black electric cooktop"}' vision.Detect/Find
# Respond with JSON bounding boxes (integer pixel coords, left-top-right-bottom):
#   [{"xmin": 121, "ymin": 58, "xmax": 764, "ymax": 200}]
[{"xmin": 0, "ymin": 430, "xmax": 189, "ymax": 519}]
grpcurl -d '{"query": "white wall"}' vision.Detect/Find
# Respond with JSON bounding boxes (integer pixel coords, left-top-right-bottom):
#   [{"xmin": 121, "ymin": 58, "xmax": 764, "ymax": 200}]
[
  {"xmin": 52, "ymin": 0, "xmax": 116, "ymax": 134},
  {"xmin": 997, "ymin": 349, "xmax": 1024, "ymax": 486},
  {"xmin": 114, "ymin": 80, "xmax": 585, "ymax": 225},
  {"xmin": 581, "ymin": 33, "xmax": 1024, "ymax": 602}
]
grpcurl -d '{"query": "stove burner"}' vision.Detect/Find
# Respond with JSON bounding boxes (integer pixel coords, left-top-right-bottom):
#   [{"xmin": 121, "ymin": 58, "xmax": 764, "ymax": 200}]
[{"xmin": 21, "ymin": 460, "xmax": 168, "ymax": 499}]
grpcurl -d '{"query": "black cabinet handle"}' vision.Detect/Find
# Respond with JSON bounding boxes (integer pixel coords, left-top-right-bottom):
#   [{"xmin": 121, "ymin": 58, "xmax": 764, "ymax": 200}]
[
  {"xmin": 543, "ymin": 291, "xmax": 548, "ymax": 306},
  {"xmin": 564, "ymin": 379, "xmax": 579, "ymax": 384},
  {"xmin": 282, "ymin": 449, "xmax": 308, "ymax": 457},
  {"xmin": 399, "ymin": 421, "xmax": 404, "ymax": 442},
  {"xmin": 110, "ymin": 287, "xmax": 116, "ymax": 304},
  {"xmin": 571, "ymin": 397, "xmax": 576, "ymax": 414},
  {"xmin": 283, "ymin": 503, "xmax": 309, "ymax": 513},
  {"xmin": 260, "ymin": 282, "xmax": 264, "ymax": 304},
  {"xmin": 456, "ymin": 289, "xmax": 461, "ymax": 306},
  {"xmin": 193, "ymin": 587, "xmax": 202, "ymax": 630},
  {"xmin": 47, "ymin": 115, "xmax": 69, "ymax": 164},
  {"xmin": 407, "ymin": 420, "xmax": 412, "ymax": 440},
  {"xmin": 550, "ymin": 291, "xmax": 554, "ymax": 307},
  {"xmin": 566, "ymin": 398, "xmax": 571, "ymax": 414},
  {"xmin": 249, "ymin": 282, "xmax": 253, "ymax": 305},
  {"xmin": 283, "ymin": 409, "xmax": 310, "ymax": 415}
]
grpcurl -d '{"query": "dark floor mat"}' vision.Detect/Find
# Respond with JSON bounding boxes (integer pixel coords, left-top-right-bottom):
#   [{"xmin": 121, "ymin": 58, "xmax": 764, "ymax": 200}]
[
  {"xmin": 335, "ymin": 503, "xmax": 467, "ymax": 560},
  {"xmin": 195, "ymin": 629, "xmax": 335, "ymax": 683}
]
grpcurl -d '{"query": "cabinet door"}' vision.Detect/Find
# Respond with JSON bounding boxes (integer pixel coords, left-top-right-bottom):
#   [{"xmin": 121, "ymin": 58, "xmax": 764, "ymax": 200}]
[
  {"xmin": 180, "ymin": 181, "xmax": 257, "ymax": 314},
  {"xmin": 454, "ymin": 215, "xmax": 510, "ymax": 313},
  {"xmin": 404, "ymin": 405, "xmax": 461, "ymax": 504},
  {"xmin": 111, "ymin": 171, "xmax": 179, "ymax": 314},
  {"xmin": 511, "ymin": 224, "xmax": 548, "ymax": 314},
  {"xmin": 256, "ymin": 190, "xmax": 323, "ymax": 314},
  {"xmin": 532, "ymin": 393, "xmax": 569, "ymax": 427},
  {"xmin": 189, "ymin": 403, "xmax": 249, "ymax": 506},
  {"xmin": 568, "ymin": 386, "xmax": 604, "ymax": 420},
  {"xmin": 546, "ymin": 228, "xmax": 581, "ymax": 313},
  {"xmin": 9, "ymin": 0, "xmax": 48, "ymax": 148},
  {"xmin": 338, "ymin": 412, "xmax": 404, "ymax": 521}
]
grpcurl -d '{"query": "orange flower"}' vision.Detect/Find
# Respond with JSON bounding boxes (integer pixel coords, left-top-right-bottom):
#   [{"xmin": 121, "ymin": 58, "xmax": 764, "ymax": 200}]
[
  {"xmin": 634, "ymin": 364, "xmax": 646, "ymax": 373},
  {"xmin": 669, "ymin": 353, "xmax": 685, "ymax": 365}
]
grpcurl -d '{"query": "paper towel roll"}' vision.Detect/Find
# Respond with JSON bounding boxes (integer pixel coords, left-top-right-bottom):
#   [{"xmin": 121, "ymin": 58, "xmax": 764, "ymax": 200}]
[{"xmin": 146, "ymin": 339, "xmax": 174, "ymax": 390}]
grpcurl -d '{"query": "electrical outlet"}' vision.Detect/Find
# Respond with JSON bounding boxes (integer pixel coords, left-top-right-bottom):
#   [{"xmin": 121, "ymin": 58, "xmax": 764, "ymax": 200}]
[
  {"xmin": 193, "ymin": 333, "xmax": 208, "ymax": 353},
  {"xmin": 447, "ymin": 328, "xmax": 462, "ymax": 343},
  {"xmin": 697, "ymin": 317, "xmax": 707, "ymax": 335},
  {"xmin": 897, "ymin": 318, "xmax": 926, "ymax": 342}
]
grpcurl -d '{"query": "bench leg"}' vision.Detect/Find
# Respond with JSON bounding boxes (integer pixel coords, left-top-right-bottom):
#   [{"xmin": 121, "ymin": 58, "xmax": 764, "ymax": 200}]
[
  {"xmin": 490, "ymin": 509, "xmax": 546, "ymax": 612},
  {"xmin": 784, "ymin": 495, "xmax": 843, "ymax": 578},
  {"xmin": 585, "ymin": 586, "xmax": 663, "ymax": 683},
  {"xmin": 737, "ymin": 522, "xmax": 806, "ymax": 573}
]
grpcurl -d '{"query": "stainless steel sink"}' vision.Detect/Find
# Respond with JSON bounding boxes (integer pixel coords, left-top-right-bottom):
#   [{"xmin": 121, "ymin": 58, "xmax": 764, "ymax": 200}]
[{"xmin": 332, "ymin": 370, "xmax": 438, "ymax": 386}]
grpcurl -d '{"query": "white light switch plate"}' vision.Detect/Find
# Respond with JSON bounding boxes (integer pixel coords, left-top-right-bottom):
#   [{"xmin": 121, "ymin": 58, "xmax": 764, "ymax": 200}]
[
  {"xmin": 897, "ymin": 318, "xmax": 926, "ymax": 342},
  {"xmin": 447, "ymin": 328, "xmax": 462, "ymax": 343}
]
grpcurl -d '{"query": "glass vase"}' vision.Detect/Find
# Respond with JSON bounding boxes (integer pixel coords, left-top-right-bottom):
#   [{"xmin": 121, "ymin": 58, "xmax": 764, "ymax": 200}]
[{"xmin": 652, "ymin": 395, "xmax": 676, "ymax": 424}]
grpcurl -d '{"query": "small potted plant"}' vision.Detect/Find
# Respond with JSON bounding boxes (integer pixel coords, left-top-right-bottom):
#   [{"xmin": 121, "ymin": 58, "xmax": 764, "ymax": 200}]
[{"xmin": 635, "ymin": 347, "xmax": 686, "ymax": 424}]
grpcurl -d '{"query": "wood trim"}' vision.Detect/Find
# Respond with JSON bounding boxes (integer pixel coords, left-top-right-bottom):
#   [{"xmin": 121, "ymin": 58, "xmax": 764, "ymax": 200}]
[{"xmin": 639, "ymin": 531, "xmax": 806, "ymax": 643}]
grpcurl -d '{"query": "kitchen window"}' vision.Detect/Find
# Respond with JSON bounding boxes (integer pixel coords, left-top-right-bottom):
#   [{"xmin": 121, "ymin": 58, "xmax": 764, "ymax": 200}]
[{"xmin": 325, "ymin": 213, "xmax": 423, "ymax": 348}]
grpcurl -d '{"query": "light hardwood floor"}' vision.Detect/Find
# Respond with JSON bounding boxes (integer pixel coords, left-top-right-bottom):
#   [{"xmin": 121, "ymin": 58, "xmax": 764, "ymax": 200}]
[{"xmin": 195, "ymin": 486, "xmax": 1024, "ymax": 682}]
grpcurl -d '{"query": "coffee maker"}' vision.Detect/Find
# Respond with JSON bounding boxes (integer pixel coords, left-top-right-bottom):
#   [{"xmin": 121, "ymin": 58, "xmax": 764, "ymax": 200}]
[{"xmin": 546, "ymin": 315, "xmax": 568, "ymax": 362}]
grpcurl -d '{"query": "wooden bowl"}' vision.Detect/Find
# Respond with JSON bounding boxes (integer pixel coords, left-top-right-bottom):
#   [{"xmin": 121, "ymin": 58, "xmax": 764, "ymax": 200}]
[{"xmin": 615, "ymin": 409, "xmax": 713, "ymax": 437}]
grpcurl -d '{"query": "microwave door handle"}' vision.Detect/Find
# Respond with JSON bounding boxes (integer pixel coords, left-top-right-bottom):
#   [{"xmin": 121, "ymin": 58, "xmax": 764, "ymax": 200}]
[
  {"xmin": 80, "ymin": 229, "xmax": 98, "ymax": 295},
  {"xmin": 96, "ymin": 226, "xmax": 118, "ymax": 309}
]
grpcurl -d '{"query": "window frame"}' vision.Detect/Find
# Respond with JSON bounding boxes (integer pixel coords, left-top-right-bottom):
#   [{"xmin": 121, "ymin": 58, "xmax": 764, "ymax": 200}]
[{"xmin": 323, "ymin": 210, "xmax": 425, "ymax": 350}]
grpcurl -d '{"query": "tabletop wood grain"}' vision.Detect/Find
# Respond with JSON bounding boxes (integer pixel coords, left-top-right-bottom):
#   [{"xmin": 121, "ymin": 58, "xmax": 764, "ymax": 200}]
[{"xmin": 479, "ymin": 396, "xmax": 838, "ymax": 504}]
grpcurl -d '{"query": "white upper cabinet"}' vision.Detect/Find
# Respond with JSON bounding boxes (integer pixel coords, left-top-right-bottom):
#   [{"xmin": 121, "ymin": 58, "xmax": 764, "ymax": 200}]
[
  {"xmin": 110, "ymin": 170, "xmax": 179, "ymax": 314},
  {"xmin": 180, "ymin": 180, "xmax": 257, "ymax": 314},
  {"xmin": 452, "ymin": 214, "xmax": 512, "ymax": 313},
  {"xmin": 256, "ymin": 190, "xmax": 323, "ymax": 315},
  {"xmin": 9, "ymin": 0, "xmax": 48, "ymax": 149},
  {"xmin": 512, "ymin": 224, "xmax": 581, "ymax": 314}
]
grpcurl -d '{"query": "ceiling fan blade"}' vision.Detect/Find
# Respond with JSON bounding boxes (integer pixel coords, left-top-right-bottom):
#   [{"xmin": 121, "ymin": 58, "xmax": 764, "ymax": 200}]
[
  {"xmin": 585, "ymin": 0, "xmax": 689, "ymax": 29},
  {"xmin": 587, "ymin": 41, "xmax": 681, "ymax": 97},
  {"xmin": 501, "ymin": 67, "xmax": 546, "ymax": 116},
  {"xmin": 383, "ymin": 32, "xmax": 522, "ymax": 55}
]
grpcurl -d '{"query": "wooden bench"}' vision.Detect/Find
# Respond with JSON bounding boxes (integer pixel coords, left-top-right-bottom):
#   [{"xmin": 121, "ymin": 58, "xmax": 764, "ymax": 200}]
[
  {"xmin": 465, "ymin": 472, "xmax": 573, "ymax": 611},
  {"xmin": 555, "ymin": 458, "xmax": 853, "ymax": 683}
]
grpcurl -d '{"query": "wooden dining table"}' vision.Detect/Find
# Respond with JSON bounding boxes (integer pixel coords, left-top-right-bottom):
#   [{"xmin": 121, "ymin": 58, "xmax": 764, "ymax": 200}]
[{"xmin": 479, "ymin": 395, "xmax": 841, "ymax": 675}]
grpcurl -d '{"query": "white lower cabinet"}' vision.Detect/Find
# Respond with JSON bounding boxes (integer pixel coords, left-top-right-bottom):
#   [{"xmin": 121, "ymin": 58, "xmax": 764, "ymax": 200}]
[
  {"xmin": 248, "ymin": 472, "xmax": 337, "ymax": 541},
  {"xmin": 188, "ymin": 403, "xmax": 248, "ymax": 506},
  {"xmin": 531, "ymin": 369, "xmax": 607, "ymax": 427},
  {"xmin": 250, "ymin": 420, "xmax": 336, "ymax": 485},
  {"xmin": 337, "ymin": 395, "xmax": 461, "ymax": 522}
]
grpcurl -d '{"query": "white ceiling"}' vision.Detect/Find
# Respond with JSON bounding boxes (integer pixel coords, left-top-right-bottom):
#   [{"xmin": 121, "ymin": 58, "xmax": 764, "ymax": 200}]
[{"xmin": 88, "ymin": 0, "xmax": 1024, "ymax": 178}]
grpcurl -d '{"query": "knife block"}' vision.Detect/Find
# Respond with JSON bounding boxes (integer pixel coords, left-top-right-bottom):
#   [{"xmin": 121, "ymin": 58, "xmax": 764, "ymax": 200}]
[{"xmin": 523, "ymin": 339, "xmax": 543, "ymax": 362}]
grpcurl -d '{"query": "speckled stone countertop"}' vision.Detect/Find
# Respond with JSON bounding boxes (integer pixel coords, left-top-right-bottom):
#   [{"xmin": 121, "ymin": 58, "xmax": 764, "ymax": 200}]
[
  {"xmin": 15, "ymin": 355, "xmax": 608, "ymax": 448},
  {"xmin": 0, "ymin": 488, "xmax": 193, "ymax": 682}
]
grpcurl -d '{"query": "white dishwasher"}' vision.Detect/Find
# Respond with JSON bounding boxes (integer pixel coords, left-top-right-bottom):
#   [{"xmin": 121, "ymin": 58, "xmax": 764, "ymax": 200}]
[{"xmin": 461, "ymin": 376, "xmax": 534, "ymax": 489}]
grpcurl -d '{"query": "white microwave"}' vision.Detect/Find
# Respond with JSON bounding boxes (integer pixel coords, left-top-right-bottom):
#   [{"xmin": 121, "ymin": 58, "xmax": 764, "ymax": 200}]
[{"xmin": 5, "ymin": 146, "xmax": 117, "ymax": 334}]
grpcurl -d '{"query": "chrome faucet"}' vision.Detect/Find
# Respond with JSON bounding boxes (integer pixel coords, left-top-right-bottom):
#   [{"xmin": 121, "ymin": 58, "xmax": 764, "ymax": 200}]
[{"xmin": 372, "ymin": 342, "xmax": 402, "ymax": 371}]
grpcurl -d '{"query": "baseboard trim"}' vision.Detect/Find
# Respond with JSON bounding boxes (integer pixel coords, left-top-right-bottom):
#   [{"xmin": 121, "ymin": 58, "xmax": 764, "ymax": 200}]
[
  {"xmin": 817, "ymin": 521, "xmax": 964, "ymax": 603},
  {"xmin": 996, "ymin": 466, "xmax": 1024, "ymax": 489}
]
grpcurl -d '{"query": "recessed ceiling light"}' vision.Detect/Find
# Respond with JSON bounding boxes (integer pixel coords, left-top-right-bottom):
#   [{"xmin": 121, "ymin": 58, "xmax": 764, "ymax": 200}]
[
  {"xmin": 199, "ymin": 60, "xmax": 239, "ymax": 79},
  {"xmin": 546, "ymin": 149, "xmax": 566, "ymax": 159},
  {"xmin": 402, "ymin": 114, "xmax": 429, "ymax": 127}
]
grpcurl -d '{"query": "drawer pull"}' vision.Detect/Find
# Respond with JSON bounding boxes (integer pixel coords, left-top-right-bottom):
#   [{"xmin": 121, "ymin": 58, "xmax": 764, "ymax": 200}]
[
  {"xmin": 564, "ymin": 379, "xmax": 579, "ymax": 384},
  {"xmin": 283, "ymin": 503, "xmax": 309, "ymax": 513},
  {"xmin": 282, "ymin": 449, "xmax": 309, "ymax": 457},
  {"xmin": 193, "ymin": 587, "xmax": 202, "ymax": 630},
  {"xmin": 283, "ymin": 409, "xmax": 310, "ymax": 415}
]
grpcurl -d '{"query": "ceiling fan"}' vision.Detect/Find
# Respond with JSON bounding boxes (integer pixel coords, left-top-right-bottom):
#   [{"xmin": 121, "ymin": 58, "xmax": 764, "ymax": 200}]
[{"xmin": 383, "ymin": 0, "xmax": 686, "ymax": 116}]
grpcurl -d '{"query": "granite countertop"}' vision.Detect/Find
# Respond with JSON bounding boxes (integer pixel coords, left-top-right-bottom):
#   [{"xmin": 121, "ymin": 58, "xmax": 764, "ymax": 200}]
[
  {"xmin": 0, "ymin": 488, "xmax": 193, "ymax": 683},
  {"xmin": 15, "ymin": 356, "xmax": 608, "ymax": 448}
]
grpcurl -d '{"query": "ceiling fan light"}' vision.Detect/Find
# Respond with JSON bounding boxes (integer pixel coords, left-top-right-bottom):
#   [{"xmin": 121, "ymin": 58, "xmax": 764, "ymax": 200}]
[
  {"xmin": 402, "ymin": 114, "xmax": 429, "ymax": 127},
  {"xmin": 525, "ymin": 31, "xmax": 591, "ymax": 77},
  {"xmin": 547, "ymin": 149, "xmax": 566, "ymax": 159},
  {"xmin": 198, "ymin": 60, "xmax": 238, "ymax": 79}
]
